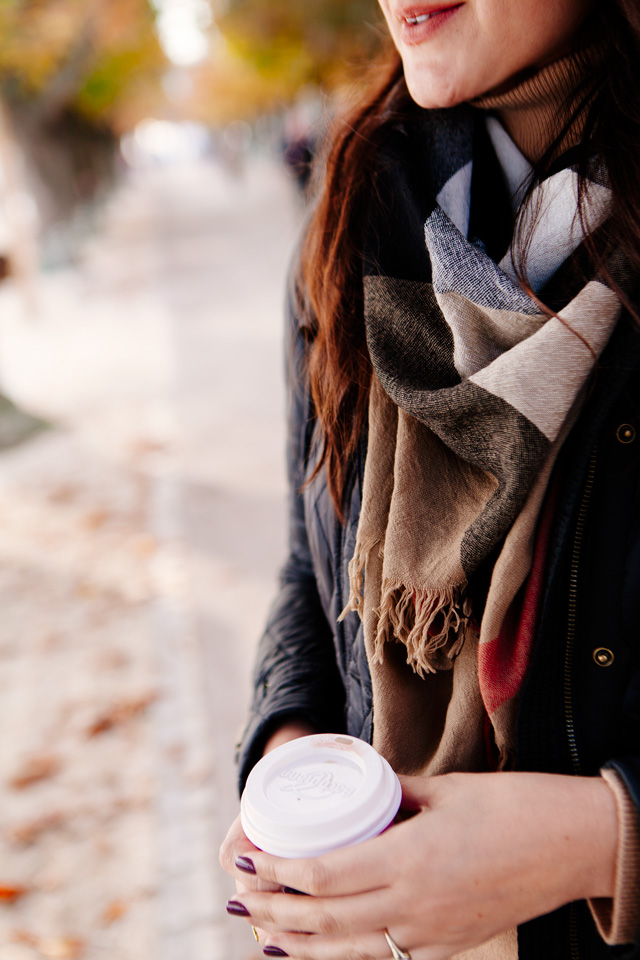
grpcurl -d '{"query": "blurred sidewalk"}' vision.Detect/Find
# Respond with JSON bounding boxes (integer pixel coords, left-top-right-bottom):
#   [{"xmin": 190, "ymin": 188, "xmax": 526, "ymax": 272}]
[{"xmin": 0, "ymin": 153, "xmax": 301, "ymax": 960}]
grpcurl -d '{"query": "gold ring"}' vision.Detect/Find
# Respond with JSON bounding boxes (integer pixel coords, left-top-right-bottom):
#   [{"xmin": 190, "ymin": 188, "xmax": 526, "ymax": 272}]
[
  {"xmin": 384, "ymin": 929, "xmax": 412, "ymax": 960},
  {"xmin": 251, "ymin": 926, "xmax": 260, "ymax": 942}
]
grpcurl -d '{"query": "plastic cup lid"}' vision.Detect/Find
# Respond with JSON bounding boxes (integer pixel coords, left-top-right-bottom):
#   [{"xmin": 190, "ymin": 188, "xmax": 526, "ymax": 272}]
[{"xmin": 240, "ymin": 733, "xmax": 402, "ymax": 858}]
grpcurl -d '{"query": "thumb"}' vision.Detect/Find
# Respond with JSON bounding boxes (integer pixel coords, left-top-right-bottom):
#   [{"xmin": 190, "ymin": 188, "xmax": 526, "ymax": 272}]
[{"xmin": 397, "ymin": 773, "xmax": 439, "ymax": 811}]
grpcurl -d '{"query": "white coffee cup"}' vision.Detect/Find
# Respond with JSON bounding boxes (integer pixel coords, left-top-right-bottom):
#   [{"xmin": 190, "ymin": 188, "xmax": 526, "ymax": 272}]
[{"xmin": 240, "ymin": 733, "xmax": 402, "ymax": 859}]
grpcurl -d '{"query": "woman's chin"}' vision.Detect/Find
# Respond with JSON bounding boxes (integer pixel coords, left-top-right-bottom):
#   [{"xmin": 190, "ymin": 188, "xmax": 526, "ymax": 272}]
[
  {"xmin": 402, "ymin": 67, "xmax": 469, "ymax": 110},
  {"xmin": 404, "ymin": 81, "xmax": 466, "ymax": 111}
]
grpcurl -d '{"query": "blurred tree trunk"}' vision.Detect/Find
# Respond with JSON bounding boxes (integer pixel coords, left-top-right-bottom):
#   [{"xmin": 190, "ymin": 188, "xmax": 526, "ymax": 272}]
[
  {"xmin": 0, "ymin": 0, "xmax": 161, "ymax": 243},
  {"xmin": 3, "ymin": 2, "xmax": 116, "ymax": 239},
  {"xmin": 25, "ymin": 4, "xmax": 100, "ymax": 129},
  {"xmin": 0, "ymin": 103, "xmax": 49, "ymax": 445},
  {"xmin": 0, "ymin": 99, "xmax": 38, "ymax": 312},
  {"xmin": 8, "ymin": 104, "xmax": 117, "ymax": 240}
]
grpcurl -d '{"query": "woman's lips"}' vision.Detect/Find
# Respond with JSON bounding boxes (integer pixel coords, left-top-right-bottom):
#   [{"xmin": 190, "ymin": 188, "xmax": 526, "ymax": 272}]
[{"xmin": 398, "ymin": 3, "xmax": 464, "ymax": 44}]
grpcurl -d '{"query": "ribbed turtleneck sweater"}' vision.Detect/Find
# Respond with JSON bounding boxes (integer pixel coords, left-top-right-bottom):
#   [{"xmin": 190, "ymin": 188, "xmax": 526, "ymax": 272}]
[{"xmin": 471, "ymin": 48, "xmax": 599, "ymax": 163}]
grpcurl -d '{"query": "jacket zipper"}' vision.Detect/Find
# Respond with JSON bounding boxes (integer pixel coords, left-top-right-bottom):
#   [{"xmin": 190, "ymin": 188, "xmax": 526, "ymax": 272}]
[{"xmin": 563, "ymin": 444, "xmax": 597, "ymax": 960}]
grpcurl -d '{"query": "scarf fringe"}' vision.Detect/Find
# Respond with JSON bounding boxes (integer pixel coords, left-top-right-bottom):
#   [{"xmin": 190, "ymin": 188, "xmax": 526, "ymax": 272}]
[
  {"xmin": 375, "ymin": 582, "xmax": 472, "ymax": 678},
  {"xmin": 338, "ymin": 534, "xmax": 471, "ymax": 677},
  {"xmin": 337, "ymin": 535, "xmax": 381, "ymax": 621}
]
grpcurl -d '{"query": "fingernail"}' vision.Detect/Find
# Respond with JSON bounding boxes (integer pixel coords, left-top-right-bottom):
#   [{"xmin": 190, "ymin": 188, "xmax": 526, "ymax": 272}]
[
  {"xmin": 235, "ymin": 856, "xmax": 256, "ymax": 874},
  {"xmin": 263, "ymin": 948, "xmax": 289, "ymax": 958},
  {"xmin": 282, "ymin": 886, "xmax": 307, "ymax": 896},
  {"xmin": 226, "ymin": 900, "xmax": 251, "ymax": 917}
]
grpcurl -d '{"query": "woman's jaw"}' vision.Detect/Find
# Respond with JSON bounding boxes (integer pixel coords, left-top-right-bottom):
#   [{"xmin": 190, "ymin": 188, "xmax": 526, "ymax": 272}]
[{"xmin": 376, "ymin": 0, "xmax": 597, "ymax": 108}]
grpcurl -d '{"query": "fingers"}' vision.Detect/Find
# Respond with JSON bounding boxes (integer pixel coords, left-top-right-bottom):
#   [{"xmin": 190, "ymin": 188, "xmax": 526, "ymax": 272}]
[
  {"xmin": 239, "ymin": 830, "xmax": 395, "ymax": 898},
  {"xmin": 396, "ymin": 774, "xmax": 444, "ymax": 811},
  {"xmin": 235, "ymin": 915, "xmax": 453, "ymax": 960},
  {"xmin": 230, "ymin": 888, "xmax": 392, "ymax": 938},
  {"xmin": 220, "ymin": 813, "xmax": 282, "ymax": 893},
  {"xmin": 220, "ymin": 790, "xmax": 431, "ymax": 899},
  {"xmin": 262, "ymin": 929, "xmax": 391, "ymax": 960},
  {"xmin": 231, "ymin": 781, "xmax": 441, "ymax": 899},
  {"xmin": 219, "ymin": 814, "xmax": 249, "ymax": 874},
  {"xmin": 259, "ymin": 929, "xmax": 452, "ymax": 960}
]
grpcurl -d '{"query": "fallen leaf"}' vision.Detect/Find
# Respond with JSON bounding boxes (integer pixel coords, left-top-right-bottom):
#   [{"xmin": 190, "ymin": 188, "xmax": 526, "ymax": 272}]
[
  {"xmin": 165, "ymin": 742, "xmax": 185, "ymax": 765},
  {"xmin": 38, "ymin": 634, "xmax": 64, "ymax": 652},
  {"xmin": 86, "ymin": 693, "xmax": 156, "ymax": 737},
  {"xmin": 13, "ymin": 933, "xmax": 83, "ymax": 959},
  {"xmin": 129, "ymin": 438, "xmax": 166, "ymax": 458},
  {"xmin": 48, "ymin": 486, "xmax": 77, "ymax": 504},
  {"xmin": 130, "ymin": 535, "xmax": 157, "ymax": 557},
  {"xmin": 74, "ymin": 581, "xmax": 97, "ymax": 599},
  {"xmin": 10, "ymin": 755, "xmax": 61, "ymax": 790},
  {"xmin": 101, "ymin": 900, "xmax": 128, "ymax": 925},
  {"xmin": 93, "ymin": 833, "xmax": 111, "ymax": 856},
  {"xmin": 36, "ymin": 939, "xmax": 84, "ymax": 960},
  {"xmin": 81, "ymin": 509, "xmax": 109, "ymax": 531},
  {"xmin": 34, "ymin": 873, "xmax": 63, "ymax": 893},
  {"xmin": 95, "ymin": 649, "xmax": 129, "ymax": 671},
  {"xmin": 10, "ymin": 932, "xmax": 36, "ymax": 947},
  {"xmin": 0, "ymin": 886, "xmax": 29, "ymax": 903},
  {"xmin": 10, "ymin": 812, "xmax": 65, "ymax": 846}
]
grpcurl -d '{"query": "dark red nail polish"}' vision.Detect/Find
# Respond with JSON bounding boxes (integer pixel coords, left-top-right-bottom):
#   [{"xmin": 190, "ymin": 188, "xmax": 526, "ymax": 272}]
[
  {"xmin": 235, "ymin": 856, "xmax": 256, "ymax": 874},
  {"xmin": 226, "ymin": 900, "xmax": 251, "ymax": 917},
  {"xmin": 263, "ymin": 948, "xmax": 289, "ymax": 957}
]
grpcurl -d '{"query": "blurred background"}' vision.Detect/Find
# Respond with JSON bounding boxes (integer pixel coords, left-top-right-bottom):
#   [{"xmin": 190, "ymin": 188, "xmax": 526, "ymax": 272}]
[{"xmin": 0, "ymin": 2, "xmax": 384, "ymax": 959}]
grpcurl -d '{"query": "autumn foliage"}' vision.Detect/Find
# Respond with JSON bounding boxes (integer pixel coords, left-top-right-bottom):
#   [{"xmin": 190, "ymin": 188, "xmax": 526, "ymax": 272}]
[{"xmin": 0, "ymin": 0, "xmax": 166, "ymax": 132}]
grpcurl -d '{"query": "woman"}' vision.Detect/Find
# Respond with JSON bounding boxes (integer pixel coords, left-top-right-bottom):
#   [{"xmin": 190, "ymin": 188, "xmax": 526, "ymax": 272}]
[{"xmin": 221, "ymin": 1, "xmax": 640, "ymax": 958}]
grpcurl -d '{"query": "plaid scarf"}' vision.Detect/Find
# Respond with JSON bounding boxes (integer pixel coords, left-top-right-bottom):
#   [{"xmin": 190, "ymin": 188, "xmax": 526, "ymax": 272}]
[{"xmin": 340, "ymin": 105, "xmax": 620, "ymax": 775}]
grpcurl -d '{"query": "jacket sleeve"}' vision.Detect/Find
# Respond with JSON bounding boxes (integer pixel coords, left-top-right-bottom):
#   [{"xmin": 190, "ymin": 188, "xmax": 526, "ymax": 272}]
[{"xmin": 236, "ymin": 265, "xmax": 347, "ymax": 794}]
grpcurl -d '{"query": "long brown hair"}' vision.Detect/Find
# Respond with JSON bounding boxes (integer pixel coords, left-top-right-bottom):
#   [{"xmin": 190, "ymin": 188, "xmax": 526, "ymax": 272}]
[{"xmin": 301, "ymin": 0, "xmax": 640, "ymax": 519}]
